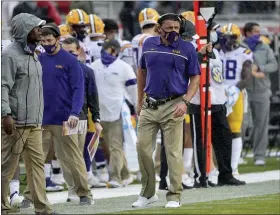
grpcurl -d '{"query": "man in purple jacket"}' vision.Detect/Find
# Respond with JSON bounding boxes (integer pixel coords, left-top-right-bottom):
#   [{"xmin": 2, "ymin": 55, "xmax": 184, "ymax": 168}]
[{"xmin": 38, "ymin": 24, "xmax": 92, "ymax": 204}]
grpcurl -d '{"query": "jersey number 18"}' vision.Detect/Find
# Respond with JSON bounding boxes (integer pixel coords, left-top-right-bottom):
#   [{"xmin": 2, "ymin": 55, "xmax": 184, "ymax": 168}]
[{"xmin": 222, "ymin": 59, "xmax": 237, "ymax": 80}]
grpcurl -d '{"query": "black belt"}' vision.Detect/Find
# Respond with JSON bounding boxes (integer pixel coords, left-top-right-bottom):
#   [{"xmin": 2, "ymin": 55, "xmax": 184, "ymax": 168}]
[{"xmin": 146, "ymin": 95, "xmax": 181, "ymax": 110}]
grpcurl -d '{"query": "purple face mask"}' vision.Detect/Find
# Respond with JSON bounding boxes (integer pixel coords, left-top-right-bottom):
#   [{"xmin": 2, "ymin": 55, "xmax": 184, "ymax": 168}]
[
  {"xmin": 162, "ymin": 29, "xmax": 179, "ymax": 44},
  {"xmin": 42, "ymin": 40, "xmax": 58, "ymax": 54}
]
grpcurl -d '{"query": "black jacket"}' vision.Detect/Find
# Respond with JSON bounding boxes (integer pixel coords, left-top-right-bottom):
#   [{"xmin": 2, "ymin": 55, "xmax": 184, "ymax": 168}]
[{"xmin": 79, "ymin": 63, "xmax": 100, "ymax": 123}]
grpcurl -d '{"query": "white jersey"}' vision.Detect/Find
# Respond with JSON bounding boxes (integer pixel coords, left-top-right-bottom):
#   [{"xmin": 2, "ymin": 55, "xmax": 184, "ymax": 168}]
[
  {"xmin": 2, "ymin": 40, "xmax": 13, "ymax": 52},
  {"xmin": 219, "ymin": 46, "xmax": 253, "ymax": 87},
  {"xmin": 119, "ymin": 40, "xmax": 135, "ymax": 70},
  {"xmin": 131, "ymin": 33, "xmax": 152, "ymax": 69},
  {"xmin": 87, "ymin": 39, "xmax": 103, "ymax": 62},
  {"xmin": 80, "ymin": 37, "xmax": 92, "ymax": 66},
  {"xmin": 191, "ymin": 49, "xmax": 227, "ymax": 105}
]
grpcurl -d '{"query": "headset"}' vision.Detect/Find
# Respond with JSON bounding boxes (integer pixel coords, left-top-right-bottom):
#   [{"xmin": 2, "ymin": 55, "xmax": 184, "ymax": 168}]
[{"xmin": 157, "ymin": 13, "xmax": 186, "ymax": 35}]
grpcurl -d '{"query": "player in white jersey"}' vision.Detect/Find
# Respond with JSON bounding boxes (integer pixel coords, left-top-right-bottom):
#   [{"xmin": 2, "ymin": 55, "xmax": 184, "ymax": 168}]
[
  {"xmin": 131, "ymin": 8, "xmax": 159, "ymax": 69},
  {"xmin": 187, "ymin": 21, "xmax": 246, "ymax": 187},
  {"xmin": 219, "ymin": 23, "xmax": 258, "ymax": 175},
  {"xmin": 66, "ymin": 9, "xmax": 92, "ymax": 66},
  {"xmin": 87, "ymin": 14, "xmax": 105, "ymax": 62}
]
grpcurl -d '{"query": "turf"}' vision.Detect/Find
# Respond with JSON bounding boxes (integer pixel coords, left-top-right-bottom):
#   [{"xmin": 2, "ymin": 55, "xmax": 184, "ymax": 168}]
[
  {"xmin": 238, "ymin": 157, "xmax": 280, "ymax": 174},
  {"xmin": 18, "ymin": 157, "xmax": 280, "ymax": 193},
  {"xmin": 118, "ymin": 193, "xmax": 280, "ymax": 214}
]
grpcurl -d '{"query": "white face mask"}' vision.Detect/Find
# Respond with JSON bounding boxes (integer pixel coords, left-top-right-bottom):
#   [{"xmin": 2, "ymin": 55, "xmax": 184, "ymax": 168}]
[
  {"xmin": 114, "ymin": 33, "xmax": 120, "ymax": 41},
  {"xmin": 191, "ymin": 39, "xmax": 198, "ymax": 49},
  {"xmin": 210, "ymin": 31, "xmax": 218, "ymax": 43}
]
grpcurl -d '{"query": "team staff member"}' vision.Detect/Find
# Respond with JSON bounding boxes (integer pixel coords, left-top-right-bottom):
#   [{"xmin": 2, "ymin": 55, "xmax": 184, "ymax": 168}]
[
  {"xmin": 39, "ymin": 24, "xmax": 92, "ymax": 205},
  {"xmin": 90, "ymin": 39, "xmax": 137, "ymax": 188},
  {"xmin": 62, "ymin": 37, "xmax": 106, "ymax": 193},
  {"xmin": 243, "ymin": 22, "xmax": 278, "ymax": 166},
  {"xmin": 1, "ymin": 13, "xmax": 54, "ymax": 214},
  {"xmin": 132, "ymin": 13, "xmax": 200, "ymax": 208}
]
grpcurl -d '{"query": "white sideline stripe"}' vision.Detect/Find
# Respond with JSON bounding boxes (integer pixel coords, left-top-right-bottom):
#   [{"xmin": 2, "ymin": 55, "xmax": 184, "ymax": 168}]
[{"xmin": 44, "ymin": 170, "xmax": 280, "ymax": 205}]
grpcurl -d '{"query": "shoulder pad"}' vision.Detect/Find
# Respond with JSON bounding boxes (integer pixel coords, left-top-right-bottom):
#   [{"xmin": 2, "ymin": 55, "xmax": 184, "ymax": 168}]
[
  {"xmin": 243, "ymin": 49, "xmax": 252, "ymax": 55},
  {"xmin": 139, "ymin": 35, "xmax": 150, "ymax": 46},
  {"xmin": 120, "ymin": 43, "xmax": 133, "ymax": 52}
]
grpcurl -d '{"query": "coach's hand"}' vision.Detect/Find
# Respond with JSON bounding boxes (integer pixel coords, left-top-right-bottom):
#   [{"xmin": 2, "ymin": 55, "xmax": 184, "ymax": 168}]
[
  {"xmin": 94, "ymin": 122, "xmax": 103, "ymax": 136},
  {"xmin": 2, "ymin": 115, "xmax": 14, "ymax": 135},
  {"xmin": 136, "ymin": 103, "xmax": 142, "ymax": 116},
  {"xmin": 68, "ymin": 115, "xmax": 79, "ymax": 128},
  {"xmin": 173, "ymin": 102, "xmax": 187, "ymax": 118}
]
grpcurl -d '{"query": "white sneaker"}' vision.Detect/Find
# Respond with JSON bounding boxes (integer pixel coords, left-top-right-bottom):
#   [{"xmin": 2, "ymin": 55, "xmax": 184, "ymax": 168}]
[
  {"xmin": 107, "ymin": 180, "xmax": 123, "ymax": 188},
  {"xmin": 96, "ymin": 167, "xmax": 109, "ymax": 183},
  {"xmin": 182, "ymin": 173, "xmax": 194, "ymax": 187},
  {"xmin": 88, "ymin": 173, "xmax": 106, "ymax": 188},
  {"xmin": 155, "ymin": 174, "xmax": 160, "ymax": 182},
  {"xmin": 66, "ymin": 190, "xmax": 79, "ymax": 203},
  {"xmin": 255, "ymin": 160, "xmax": 265, "ymax": 166},
  {"xmin": 122, "ymin": 175, "xmax": 134, "ymax": 187},
  {"xmin": 132, "ymin": 195, "xmax": 158, "ymax": 208},
  {"xmin": 10, "ymin": 192, "xmax": 21, "ymax": 208},
  {"xmin": 51, "ymin": 173, "xmax": 65, "ymax": 185},
  {"xmin": 165, "ymin": 201, "xmax": 181, "ymax": 208}
]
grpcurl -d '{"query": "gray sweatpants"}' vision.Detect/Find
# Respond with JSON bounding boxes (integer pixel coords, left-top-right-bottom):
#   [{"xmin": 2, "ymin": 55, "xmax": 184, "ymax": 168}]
[{"xmin": 248, "ymin": 90, "xmax": 271, "ymax": 161}]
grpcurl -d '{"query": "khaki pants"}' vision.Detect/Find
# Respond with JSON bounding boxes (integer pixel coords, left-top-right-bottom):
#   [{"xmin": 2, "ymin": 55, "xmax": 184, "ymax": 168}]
[
  {"xmin": 1, "ymin": 127, "xmax": 53, "ymax": 214},
  {"xmin": 24, "ymin": 125, "xmax": 90, "ymax": 199},
  {"xmin": 64, "ymin": 133, "xmax": 87, "ymax": 193},
  {"xmin": 137, "ymin": 97, "xmax": 184, "ymax": 202},
  {"xmin": 101, "ymin": 119, "xmax": 130, "ymax": 183}
]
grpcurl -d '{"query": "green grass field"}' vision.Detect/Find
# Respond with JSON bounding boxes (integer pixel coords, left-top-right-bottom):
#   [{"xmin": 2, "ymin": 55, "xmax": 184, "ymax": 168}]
[
  {"xmin": 18, "ymin": 157, "xmax": 279, "ymax": 194},
  {"xmin": 238, "ymin": 157, "xmax": 280, "ymax": 174},
  {"xmin": 118, "ymin": 193, "xmax": 280, "ymax": 214}
]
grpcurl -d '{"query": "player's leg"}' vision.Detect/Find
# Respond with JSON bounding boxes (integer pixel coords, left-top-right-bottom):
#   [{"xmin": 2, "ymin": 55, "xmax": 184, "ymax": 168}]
[
  {"xmin": 212, "ymin": 106, "xmax": 246, "ymax": 186},
  {"xmin": 228, "ymin": 92, "xmax": 244, "ymax": 175}
]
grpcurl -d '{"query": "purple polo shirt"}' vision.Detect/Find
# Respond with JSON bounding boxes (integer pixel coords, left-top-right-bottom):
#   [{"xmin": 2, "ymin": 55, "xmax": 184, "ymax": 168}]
[{"xmin": 140, "ymin": 36, "xmax": 200, "ymax": 99}]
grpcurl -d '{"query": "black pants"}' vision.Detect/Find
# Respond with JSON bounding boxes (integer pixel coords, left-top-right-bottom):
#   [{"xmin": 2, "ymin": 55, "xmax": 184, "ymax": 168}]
[
  {"xmin": 190, "ymin": 105, "xmax": 233, "ymax": 183},
  {"xmin": 159, "ymin": 129, "xmax": 168, "ymax": 180}
]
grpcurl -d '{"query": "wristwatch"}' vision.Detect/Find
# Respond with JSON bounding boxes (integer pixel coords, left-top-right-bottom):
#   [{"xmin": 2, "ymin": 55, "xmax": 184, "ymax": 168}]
[
  {"xmin": 94, "ymin": 119, "xmax": 101, "ymax": 123},
  {"xmin": 182, "ymin": 98, "xmax": 190, "ymax": 107}
]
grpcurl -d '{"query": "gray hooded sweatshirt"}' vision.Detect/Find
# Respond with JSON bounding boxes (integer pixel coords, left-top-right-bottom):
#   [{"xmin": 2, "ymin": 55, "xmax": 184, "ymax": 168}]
[{"xmin": 1, "ymin": 13, "xmax": 46, "ymax": 126}]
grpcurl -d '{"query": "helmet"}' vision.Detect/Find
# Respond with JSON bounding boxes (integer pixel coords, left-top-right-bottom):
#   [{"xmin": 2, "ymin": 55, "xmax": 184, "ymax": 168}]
[
  {"xmin": 138, "ymin": 8, "xmax": 159, "ymax": 28},
  {"xmin": 221, "ymin": 23, "xmax": 241, "ymax": 39},
  {"xmin": 260, "ymin": 35, "xmax": 271, "ymax": 45},
  {"xmin": 88, "ymin": 14, "xmax": 105, "ymax": 37},
  {"xmin": 181, "ymin": 11, "xmax": 195, "ymax": 24},
  {"xmin": 66, "ymin": 9, "xmax": 90, "ymax": 25},
  {"xmin": 220, "ymin": 23, "xmax": 241, "ymax": 49},
  {"xmin": 59, "ymin": 24, "xmax": 71, "ymax": 36}
]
